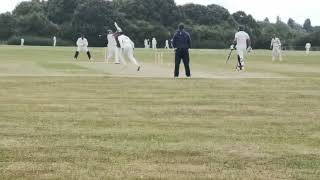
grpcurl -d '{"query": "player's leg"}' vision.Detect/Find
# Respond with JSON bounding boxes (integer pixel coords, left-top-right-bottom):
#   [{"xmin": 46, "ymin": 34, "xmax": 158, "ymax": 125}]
[
  {"xmin": 126, "ymin": 47, "xmax": 139, "ymax": 66},
  {"xmin": 106, "ymin": 46, "xmax": 113, "ymax": 62},
  {"xmin": 74, "ymin": 51, "xmax": 79, "ymax": 60},
  {"xmin": 85, "ymin": 47, "xmax": 92, "ymax": 61},
  {"xmin": 174, "ymin": 49, "xmax": 182, "ymax": 78},
  {"xmin": 74, "ymin": 47, "xmax": 80, "ymax": 60},
  {"xmin": 272, "ymin": 48, "xmax": 276, "ymax": 61},
  {"xmin": 278, "ymin": 48, "xmax": 282, "ymax": 61},
  {"xmin": 182, "ymin": 49, "xmax": 191, "ymax": 77},
  {"xmin": 114, "ymin": 47, "xmax": 120, "ymax": 64},
  {"xmin": 237, "ymin": 49, "xmax": 245, "ymax": 70},
  {"xmin": 118, "ymin": 48, "xmax": 127, "ymax": 65},
  {"xmin": 126, "ymin": 47, "xmax": 141, "ymax": 71}
]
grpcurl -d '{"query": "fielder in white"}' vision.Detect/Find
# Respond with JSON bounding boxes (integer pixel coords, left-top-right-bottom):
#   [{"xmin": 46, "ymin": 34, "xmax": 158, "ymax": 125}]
[
  {"xmin": 20, "ymin": 38, "xmax": 24, "ymax": 46},
  {"xmin": 53, "ymin": 36, "xmax": 57, "ymax": 47},
  {"xmin": 231, "ymin": 26, "xmax": 251, "ymax": 71},
  {"xmin": 74, "ymin": 34, "xmax": 92, "ymax": 61},
  {"xmin": 270, "ymin": 34, "xmax": 282, "ymax": 61},
  {"xmin": 305, "ymin": 43, "xmax": 311, "ymax": 55},
  {"xmin": 152, "ymin": 37, "xmax": 157, "ymax": 50},
  {"xmin": 118, "ymin": 32, "xmax": 141, "ymax": 71},
  {"xmin": 144, "ymin": 39, "xmax": 149, "ymax": 49},
  {"xmin": 164, "ymin": 40, "xmax": 170, "ymax": 49},
  {"xmin": 106, "ymin": 30, "xmax": 120, "ymax": 64}
]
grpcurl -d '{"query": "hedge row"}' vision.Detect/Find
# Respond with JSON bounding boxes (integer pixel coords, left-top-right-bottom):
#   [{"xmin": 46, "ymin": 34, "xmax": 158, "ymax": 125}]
[{"xmin": 7, "ymin": 36, "xmax": 73, "ymax": 46}]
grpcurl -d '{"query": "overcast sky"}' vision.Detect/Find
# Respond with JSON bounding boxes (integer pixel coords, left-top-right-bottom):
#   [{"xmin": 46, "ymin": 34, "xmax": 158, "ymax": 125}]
[{"xmin": 1, "ymin": 0, "xmax": 319, "ymax": 25}]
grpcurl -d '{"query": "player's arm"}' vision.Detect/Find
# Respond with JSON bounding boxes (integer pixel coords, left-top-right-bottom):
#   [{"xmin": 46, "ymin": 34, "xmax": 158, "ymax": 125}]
[
  {"xmin": 76, "ymin": 39, "xmax": 81, "ymax": 46},
  {"xmin": 130, "ymin": 38, "xmax": 135, "ymax": 49},
  {"xmin": 231, "ymin": 35, "xmax": 237, "ymax": 50},
  {"xmin": 247, "ymin": 38, "xmax": 251, "ymax": 48},
  {"xmin": 278, "ymin": 39, "xmax": 282, "ymax": 48},
  {"xmin": 247, "ymin": 34, "xmax": 252, "ymax": 52},
  {"xmin": 186, "ymin": 32, "xmax": 191, "ymax": 49},
  {"xmin": 172, "ymin": 32, "xmax": 178, "ymax": 49},
  {"xmin": 114, "ymin": 22, "xmax": 122, "ymax": 32}
]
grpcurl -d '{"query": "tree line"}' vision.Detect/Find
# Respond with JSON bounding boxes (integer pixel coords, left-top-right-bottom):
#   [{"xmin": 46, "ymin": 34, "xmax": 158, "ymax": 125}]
[{"xmin": 0, "ymin": 0, "xmax": 319, "ymax": 49}]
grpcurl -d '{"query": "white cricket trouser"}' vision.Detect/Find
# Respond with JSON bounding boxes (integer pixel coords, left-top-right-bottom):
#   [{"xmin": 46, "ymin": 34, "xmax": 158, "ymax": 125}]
[
  {"xmin": 119, "ymin": 45, "xmax": 140, "ymax": 66},
  {"xmin": 107, "ymin": 46, "xmax": 119, "ymax": 63},
  {"xmin": 272, "ymin": 47, "xmax": 282, "ymax": 61},
  {"xmin": 306, "ymin": 48, "xmax": 310, "ymax": 55},
  {"xmin": 53, "ymin": 41, "xmax": 56, "ymax": 47},
  {"xmin": 77, "ymin": 46, "xmax": 89, "ymax": 52},
  {"xmin": 237, "ymin": 47, "xmax": 246, "ymax": 67}
]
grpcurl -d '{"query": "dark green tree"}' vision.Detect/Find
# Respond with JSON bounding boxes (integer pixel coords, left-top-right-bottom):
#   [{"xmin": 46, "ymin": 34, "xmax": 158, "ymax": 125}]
[
  {"xmin": 46, "ymin": 0, "xmax": 80, "ymax": 24},
  {"xmin": 232, "ymin": 11, "xmax": 261, "ymax": 45},
  {"xmin": 0, "ymin": 0, "xmax": 316, "ymax": 48},
  {"xmin": 72, "ymin": 0, "xmax": 117, "ymax": 46},
  {"xmin": 0, "ymin": 13, "xmax": 16, "ymax": 40},
  {"xmin": 303, "ymin": 19, "xmax": 313, "ymax": 32}
]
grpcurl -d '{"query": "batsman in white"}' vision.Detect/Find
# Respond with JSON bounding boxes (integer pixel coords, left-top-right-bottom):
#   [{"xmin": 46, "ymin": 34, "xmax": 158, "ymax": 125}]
[
  {"xmin": 53, "ymin": 36, "xmax": 57, "ymax": 47},
  {"xmin": 270, "ymin": 34, "xmax": 282, "ymax": 61},
  {"xmin": 114, "ymin": 22, "xmax": 141, "ymax": 71},
  {"xmin": 231, "ymin": 26, "xmax": 251, "ymax": 71},
  {"xmin": 152, "ymin": 37, "xmax": 157, "ymax": 50},
  {"xmin": 305, "ymin": 42, "xmax": 311, "ymax": 55},
  {"xmin": 106, "ymin": 30, "xmax": 120, "ymax": 64},
  {"xmin": 164, "ymin": 40, "xmax": 170, "ymax": 49},
  {"xmin": 74, "ymin": 34, "xmax": 92, "ymax": 61},
  {"xmin": 20, "ymin": 38, "xmax": 24, "ymax": 46}
]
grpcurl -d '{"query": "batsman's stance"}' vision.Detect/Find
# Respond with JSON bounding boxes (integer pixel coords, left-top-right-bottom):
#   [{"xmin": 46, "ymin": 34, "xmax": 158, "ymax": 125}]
[
  {"xmin": 231, "ymin": 26, "xmax": 251, "ymax": 71},
  {"xmin": 106, "ymin": 29, "xmax": 120, "ymax": 64}
]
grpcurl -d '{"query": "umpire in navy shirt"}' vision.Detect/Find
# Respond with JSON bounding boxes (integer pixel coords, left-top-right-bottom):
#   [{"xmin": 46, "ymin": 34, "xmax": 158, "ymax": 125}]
[{"xmin": 172, "ymin": 24, "xmax": 191, "ymax": 78}]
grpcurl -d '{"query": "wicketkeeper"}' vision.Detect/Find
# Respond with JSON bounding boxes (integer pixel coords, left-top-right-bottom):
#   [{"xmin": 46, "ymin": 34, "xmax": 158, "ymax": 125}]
[{"xmin": 74, "ymin": 34, "xmax": 92, "ymax": 61}]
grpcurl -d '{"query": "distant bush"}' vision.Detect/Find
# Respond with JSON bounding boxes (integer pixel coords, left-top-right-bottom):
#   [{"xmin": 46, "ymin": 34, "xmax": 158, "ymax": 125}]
[
  {"xmin": 294, "ymin": 31, "xmax": 320, "ymax": 47},
  {"xmin": 7, "ymin": 36, "xmax": 73, "ymax": 46}
]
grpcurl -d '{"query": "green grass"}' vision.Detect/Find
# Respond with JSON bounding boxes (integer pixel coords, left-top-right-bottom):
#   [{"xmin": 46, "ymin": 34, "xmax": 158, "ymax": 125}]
[{"xmin": 0, "ymin": 45, "xmax": 320, "ymax": 179}]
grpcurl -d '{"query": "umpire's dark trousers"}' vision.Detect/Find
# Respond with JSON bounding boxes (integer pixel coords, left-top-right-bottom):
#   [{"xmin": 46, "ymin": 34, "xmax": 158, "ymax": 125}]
[{"xmin": 174, "ymin": 48, "xmax": 191, "ymax": 77}]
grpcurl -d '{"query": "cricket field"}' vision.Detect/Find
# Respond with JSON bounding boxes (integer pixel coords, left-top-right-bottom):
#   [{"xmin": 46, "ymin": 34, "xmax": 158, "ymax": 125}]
[{"xmin": 0, "ymin": 46, "xmax": 319, "ymax": 179}]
